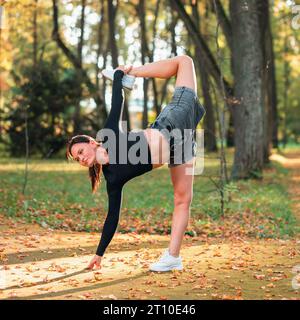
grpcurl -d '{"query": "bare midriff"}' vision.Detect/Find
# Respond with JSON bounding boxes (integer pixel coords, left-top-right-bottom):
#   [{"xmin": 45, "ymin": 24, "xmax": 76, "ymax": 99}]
[{"xmin": 143, "ymin": 128, "xmax": 170, "ymax": 169}]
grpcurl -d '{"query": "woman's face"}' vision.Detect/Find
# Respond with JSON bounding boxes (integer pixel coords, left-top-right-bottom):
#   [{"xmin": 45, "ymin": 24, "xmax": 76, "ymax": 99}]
[{"xmin": 71, "ymin": 141, "xmax": 97, "ymax": 167}]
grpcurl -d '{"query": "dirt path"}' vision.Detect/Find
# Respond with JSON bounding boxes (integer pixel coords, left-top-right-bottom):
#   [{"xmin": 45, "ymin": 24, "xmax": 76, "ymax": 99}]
[{"xmin": 0, "ymin": 153, "xmax": 300, "ymax": 300}]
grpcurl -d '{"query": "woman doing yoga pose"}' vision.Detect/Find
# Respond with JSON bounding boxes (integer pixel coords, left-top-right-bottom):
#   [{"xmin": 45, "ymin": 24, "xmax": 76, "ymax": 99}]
[{"xmin": 66, "ymin": 55, "xmax": 205, "ymax": 272}]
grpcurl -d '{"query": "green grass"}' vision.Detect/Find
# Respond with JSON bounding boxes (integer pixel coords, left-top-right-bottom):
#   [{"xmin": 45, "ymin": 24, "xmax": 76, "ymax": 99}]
[
  {"xmin": 278, "ymin": 141, "xmax": 300, "ymax": 150},
  {"xmin": 0, "ymin": 150, "xmax": 298, "ymax": 238}
]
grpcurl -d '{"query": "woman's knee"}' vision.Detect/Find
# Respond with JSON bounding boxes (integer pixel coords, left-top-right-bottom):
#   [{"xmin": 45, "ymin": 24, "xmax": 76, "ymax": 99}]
[
  {"xmin": 178, "ymin": 55, "xmax": 193, "ymax": 65},
  {"xmin": 174, "ymin": 190, "xmax": 193, "ymax": 208},
  {"xmin": 175, "ymin": 55, "xmax": 196, "ymax": 91}
]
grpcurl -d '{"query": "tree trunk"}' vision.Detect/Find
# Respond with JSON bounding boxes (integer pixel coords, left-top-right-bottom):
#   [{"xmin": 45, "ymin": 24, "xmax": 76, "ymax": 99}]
[
  {"xmin": 149, "ymin": 0, "xmax": 161, "ymax": 118},
  {"xmin": 257, "ymin": 0, "xmax": 278, "ymax": 163},
  {"xmin": 154, "ymin": 5, "xmax": 177, "ymax": 116},
  {"xmin": 226, "ymin": 113, "xmax": 234, "ymax": 147},
  {"xmin": 95, "ymin": 0, "xmax": 108, "ymax": 122},
  {"xmin": 33, "ymin": 0, "xmax": 38, "ymax": 67},
  {"xmin": 191, "ymin": 0, "xmax": 217, "ymax": 152},
  {"xmin": 77, "ymin": 0, "xmax": 86, "ymax": 67},
  {"xmin": 170, "ymin": 7, "xmax": 178, "ymax": 57},
  {"xmin": 267, "ymin": 4, "xmax": 278, "ymax": 149},
  {"xmin": 136, "ymin": 0, "xmax": 150, "ymax": 129},
  {"xmin": 73, "ymin": 0, "xmax": 86, "ymax": 135},
  {"xmin": 107, "ymin": 0, "xmax": 118, "ymax": 67},
  {"xmin": 213, "ymin": 0, "xmax": 233, "ymax": 52},
  {"xmin": 211, "ymin": 0, "xmax": 235, "ymax": 148},
  {"xmin": 230, "ymin": 0, "xmax": 264, "ymax": 179},
  {"xmin": 95, "ymin": 0, "xmax": 105, "ymax": 88},
  {"xmin": 282, "ymin": 22, "xmax": 290, "ymax": 147},
  {"xmin": 262, "ymin": 1, "xmax": 278, "ymax": 149}
]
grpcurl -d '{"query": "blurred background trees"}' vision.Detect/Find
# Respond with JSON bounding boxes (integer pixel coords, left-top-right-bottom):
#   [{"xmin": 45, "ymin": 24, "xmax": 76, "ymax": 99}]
[{"xmin": 0, "ymin": 0, "xmax": 299, "ymax": 179}]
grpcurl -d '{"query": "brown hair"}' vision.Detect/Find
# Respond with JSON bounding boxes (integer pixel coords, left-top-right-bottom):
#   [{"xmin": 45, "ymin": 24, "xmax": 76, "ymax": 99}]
[{"xmin": 66, "ymin": 135, "xmax": 102, "ymax": 194}]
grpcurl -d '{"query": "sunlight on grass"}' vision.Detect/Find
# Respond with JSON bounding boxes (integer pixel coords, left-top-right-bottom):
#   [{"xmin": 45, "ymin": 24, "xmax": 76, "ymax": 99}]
[
  {"xmin": 0, "ymin": 159, "xmax": 85, "ymax": 172},
  {"xmin": 0, "ymin": 149, "xmax": 297, "ymax": 238}
]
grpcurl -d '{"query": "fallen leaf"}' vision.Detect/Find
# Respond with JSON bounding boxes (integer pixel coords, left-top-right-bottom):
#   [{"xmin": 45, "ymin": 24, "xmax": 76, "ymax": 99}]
[{"xmin": 93, "ymin": 272, "xmax": 102, "ymax": 281}]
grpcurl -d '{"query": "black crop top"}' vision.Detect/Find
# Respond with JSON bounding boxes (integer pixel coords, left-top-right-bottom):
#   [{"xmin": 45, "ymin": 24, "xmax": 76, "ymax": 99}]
[{"xmin": 95, "ymin": 70, "xmax": 153, "ymax": 257}]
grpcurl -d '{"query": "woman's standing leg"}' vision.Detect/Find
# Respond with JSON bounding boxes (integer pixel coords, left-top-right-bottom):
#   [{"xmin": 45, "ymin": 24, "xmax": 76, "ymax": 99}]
[
  {"xmin": 168, "ymin": 55, "xmax": 197, "ymax": 257},
  {"xmin": 132, "ymin": 55, "xmax": 198, "ymax": 259},
  {"xmin": 168, "ymin": 158, "xmax": 195, "ymax": 257}
]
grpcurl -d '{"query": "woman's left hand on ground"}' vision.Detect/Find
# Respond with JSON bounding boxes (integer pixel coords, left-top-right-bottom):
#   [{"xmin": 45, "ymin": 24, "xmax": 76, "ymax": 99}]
[{"xmin": 86, "ymin": 254, "xmax": 102, "ymax": 270}]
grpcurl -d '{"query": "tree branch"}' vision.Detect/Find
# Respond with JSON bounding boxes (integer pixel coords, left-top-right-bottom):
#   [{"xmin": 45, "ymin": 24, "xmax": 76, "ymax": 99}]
[
  {"xmin": 170, "ymin": 0, "xmax": 233, "ymax": 99},
  {"xmin": 77, "ymin": 0, "xmax": 86, "ymax": 66},
  {"xmin": 52, "ymin": 0, "xmax": 102, "ymax": 106},
  {"xmin": 213, "ymin": 0, "xmax": 233, "ymax": 51},
  {"xmin": 52, "ymin": 0, "xmax": 81, "ymax": 69}
]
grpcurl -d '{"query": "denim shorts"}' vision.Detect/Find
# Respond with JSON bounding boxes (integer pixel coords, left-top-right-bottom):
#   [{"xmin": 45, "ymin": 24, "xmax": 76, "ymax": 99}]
[{"xmin": 149, "ymin": 86, "xmax": 206, "ymax": 167}]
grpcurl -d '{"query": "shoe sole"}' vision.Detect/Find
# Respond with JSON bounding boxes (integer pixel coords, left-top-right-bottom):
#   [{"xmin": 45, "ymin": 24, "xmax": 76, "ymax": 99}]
[{"xmin": 149, "ymin": 265, "xmax": 183, "ymax": 272}]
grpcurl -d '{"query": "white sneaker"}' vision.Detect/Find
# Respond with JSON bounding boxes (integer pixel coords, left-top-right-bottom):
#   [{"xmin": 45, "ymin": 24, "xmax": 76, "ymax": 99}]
[
  {"xmin": 101, "ymin": 69, "xmax": 136, "ymax": 90},
  {"xmin": 149, "ymin": 249, "xmax": 183, "ymax": 272}
]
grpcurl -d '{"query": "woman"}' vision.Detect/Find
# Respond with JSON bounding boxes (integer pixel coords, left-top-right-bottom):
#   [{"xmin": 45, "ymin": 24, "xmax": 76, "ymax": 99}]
[{"xmin": 66, "ymin": 55, "xmax": 206, "ymax": 272}]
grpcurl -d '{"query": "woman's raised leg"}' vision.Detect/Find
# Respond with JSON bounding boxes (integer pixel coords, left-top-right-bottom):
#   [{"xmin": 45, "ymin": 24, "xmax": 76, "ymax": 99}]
[{"xmin": 128, "ymin": 55, "xmax": 197, "ymax": 93}]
